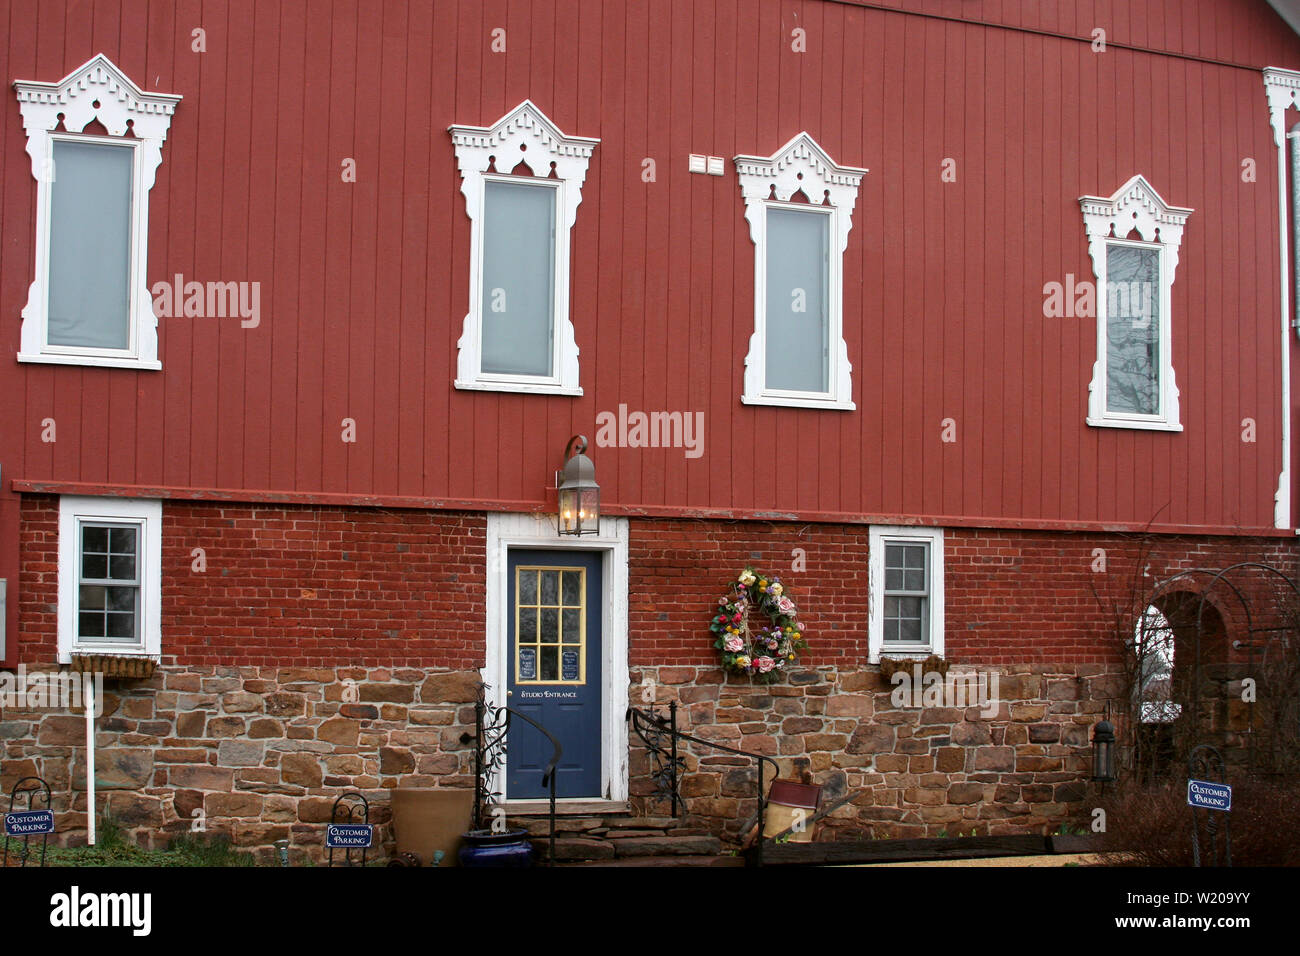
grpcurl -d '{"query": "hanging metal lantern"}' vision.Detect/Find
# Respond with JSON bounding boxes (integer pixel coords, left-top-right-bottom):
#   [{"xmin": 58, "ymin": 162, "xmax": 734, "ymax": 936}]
[
  {"xmin": 556, "ymin": 435, "xmax": 600, "ymax": 536},
  {"xmin": 1091, "ymin": 718, "xmax": 1116, "ymax": 783}
]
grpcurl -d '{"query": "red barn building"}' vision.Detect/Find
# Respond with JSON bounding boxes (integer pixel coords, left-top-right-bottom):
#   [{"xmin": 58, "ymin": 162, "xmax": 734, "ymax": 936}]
[{"xmin": 2, "ymin": 0, "xmax": 1300, "ymax": 861}]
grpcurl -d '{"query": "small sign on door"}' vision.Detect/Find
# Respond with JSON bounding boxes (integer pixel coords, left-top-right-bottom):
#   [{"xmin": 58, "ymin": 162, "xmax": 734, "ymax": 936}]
[
  {"xmin": 561, "ymin": 649, "xmax": 580, "ymax": 681},
  {"xmin": 518, "ymin": 647, "xmax": 537, "ymax": 681}
]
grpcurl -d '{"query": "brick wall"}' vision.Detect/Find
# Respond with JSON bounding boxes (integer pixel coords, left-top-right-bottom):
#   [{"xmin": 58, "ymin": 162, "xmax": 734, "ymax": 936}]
[
  {"xmin": 627, "ymin": 517, "xmax": 1297, "ymax": 668},
  {"xmin": 6, "ymin": 496, "xmax": 1295, "ymax": 857},
  {"xmin": 18, "ymin": 495, "xmax": 487, "ymax": 669}
]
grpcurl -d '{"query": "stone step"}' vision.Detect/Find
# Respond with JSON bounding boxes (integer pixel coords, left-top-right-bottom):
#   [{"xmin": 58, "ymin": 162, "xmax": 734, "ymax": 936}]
[
  {"xmin": 612, "ymin": 835, "xmax": 723, "ymax": 858},
  {"xmin": 558, "ymin": 855, "xmax": 745, "ymax": 868},
  {"xmin": 603, "ymin": 816, "xmax": 679, "ymax": 829},
  {"xmin": 546, "ymin": 838, "xmax": 616, "ymax": 862}
]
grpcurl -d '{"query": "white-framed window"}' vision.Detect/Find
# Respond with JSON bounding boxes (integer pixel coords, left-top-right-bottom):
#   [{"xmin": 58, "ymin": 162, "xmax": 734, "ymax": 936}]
[
  {"xmin": 57, "ymin": 496, "xmax": 162, "ymax": 663},
  {"xmin": 734, "ymin": 132, "xmax": 865, "ymax": 410},
  {"xmin": 14, "ymin": 55, "xmax": 181, "ymax": 370},
  {"xmin": 1079, "ymin": 175, "xmax": 1192, "ymax": 431},
  {"xmin": 868, "ymin": 526, "xmax": 944, "ymax": 664},
  {"xmin": 449, "ymin": 101, "xmax": 598, "ymax": 395}
]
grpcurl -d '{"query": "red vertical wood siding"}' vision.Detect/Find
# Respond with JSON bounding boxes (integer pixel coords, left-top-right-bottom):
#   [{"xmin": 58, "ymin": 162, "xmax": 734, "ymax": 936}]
[{"xmin": 2, "ymin": 0, "xmax": 1300, "ymax": 535}]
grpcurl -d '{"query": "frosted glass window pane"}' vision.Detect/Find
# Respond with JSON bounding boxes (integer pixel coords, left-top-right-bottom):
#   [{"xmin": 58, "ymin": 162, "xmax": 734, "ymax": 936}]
[
  {"xmin": 1105, "ymin": 244, "xmax": 1160, "ymax": 415},
  {"xmin": 766, "ymin": 207, "xmax": 829, "ymax": 393},
  {"xmin": 47, "ymin": 140, "xmax": 134, "ymax": 350},
  {"xmin": 481, "ymin": 180, "xmax": 556, "ymax": 376}
]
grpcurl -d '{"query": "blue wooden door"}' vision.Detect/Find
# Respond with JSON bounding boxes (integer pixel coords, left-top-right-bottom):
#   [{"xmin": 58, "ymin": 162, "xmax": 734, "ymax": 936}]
[{"xmin": 506, "ymin": 549, "xmax": 603, "ymax": 799}]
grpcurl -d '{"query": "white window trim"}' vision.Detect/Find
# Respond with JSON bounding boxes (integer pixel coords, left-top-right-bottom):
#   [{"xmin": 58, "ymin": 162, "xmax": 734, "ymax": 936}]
[
  {"xmin": 734, "ymin": 132, "xmax": 864, "ymax": 410},
  {"xmin": 57, "ymin": 496, "xmax": 162, "ymax": 664},
  {"xmin": 449, "ymin": 101, "xmax": 598, "ymax": 396},
  {"xmin": 482, "ymin": 512, "xmax": 629, "ymax": 805},
  {"xmin": 1263, "ymin": 66, "xmax": 1300, "ymax": 529},
  {"xmin": 14, "ymin": 54, "xmax": 181, "ymax": 371},
  {"xmin": 1079, "ymin": 175, "xmax": 1192, "ymax": 431},
  {"xmin": 867, "ymin": 525, "xmax": 944, "ymax": 665}
]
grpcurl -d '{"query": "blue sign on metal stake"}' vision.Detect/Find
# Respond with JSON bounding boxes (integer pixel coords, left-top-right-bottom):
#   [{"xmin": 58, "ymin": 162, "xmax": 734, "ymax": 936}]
[
  {"xmin": 325, "ymin": 823, "xmax": 373, "ymax": 849},
  {"xmin": 1187, "ymin": 779, "xmax": 1232, "ymax": 811},
  {"xmin": 4, "ymin": 809, "xmax": 55, "ymax": 836}
]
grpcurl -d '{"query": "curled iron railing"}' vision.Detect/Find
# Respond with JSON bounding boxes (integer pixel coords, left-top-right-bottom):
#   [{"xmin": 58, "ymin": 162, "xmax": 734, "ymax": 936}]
[
  {"xmin": 627, "ymin": 701, "xmax": 781, "ymax": 867},
  {"xmin": 464, "ymin": 683, "xmax": 562, "ymax": 865},
  {"xmin": 327, "ymin": 790, "xmax": 370, "ymax": 868}
]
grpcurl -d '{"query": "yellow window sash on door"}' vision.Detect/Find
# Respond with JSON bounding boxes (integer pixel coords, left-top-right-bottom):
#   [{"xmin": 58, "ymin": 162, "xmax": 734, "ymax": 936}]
[{"xmin": 514, "ymin": 565, "xmax": 587, "ymax": 685}]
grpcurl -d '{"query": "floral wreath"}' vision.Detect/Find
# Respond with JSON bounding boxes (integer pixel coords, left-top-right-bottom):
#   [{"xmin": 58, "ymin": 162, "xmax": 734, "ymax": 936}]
[{"xmin": 710, "ymin": 569, "xmax": 808, "ymax": 683}]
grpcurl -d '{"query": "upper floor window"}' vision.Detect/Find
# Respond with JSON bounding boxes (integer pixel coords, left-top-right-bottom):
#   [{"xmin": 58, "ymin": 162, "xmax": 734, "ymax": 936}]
[
  {"xmin": 14, "ymin": 54, "xmax": 181, "ymax": 370},
  {"xmin": 734, "ymin": 132, "xmax": 865, "ymax": 410},
  {"xmin": 1079, "ymin": 175, "xmax": 1192, "ymax": 431},
  {"xmin": 449, "ymin": 101, "xmax": 598, "ymax": 395}
]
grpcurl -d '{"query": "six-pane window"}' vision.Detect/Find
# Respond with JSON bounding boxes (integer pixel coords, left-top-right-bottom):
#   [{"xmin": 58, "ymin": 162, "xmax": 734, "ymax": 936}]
[
  {"xmin": 77, "ymin": 522, "xmax": 141, "ymax": 644},
  {"xmin": 883, "ymin": 542, "xmax": 930, "ymax": 645},
  {"xmin": 57, "ymin": 496, "xmax": 162, "ymax": 663}
]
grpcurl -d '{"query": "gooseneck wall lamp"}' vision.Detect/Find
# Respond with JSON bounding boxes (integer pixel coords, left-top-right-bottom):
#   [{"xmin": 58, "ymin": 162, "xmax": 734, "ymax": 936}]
[{"xmin": 556, "ymin": 435, "xmax": 600, "ymax": 536}]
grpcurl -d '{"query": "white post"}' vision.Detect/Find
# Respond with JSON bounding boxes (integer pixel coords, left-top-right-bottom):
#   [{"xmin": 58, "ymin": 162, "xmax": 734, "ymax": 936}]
[{"xmin": 85, "ymin": 676, "xmax": 96, "ymax": 846}]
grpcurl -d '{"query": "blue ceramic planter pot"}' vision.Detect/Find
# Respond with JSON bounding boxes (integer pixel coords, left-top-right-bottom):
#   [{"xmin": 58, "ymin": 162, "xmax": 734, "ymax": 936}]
[{"xmin": 458, "ymin": 828, "xmax": 536, "ymax": 867}]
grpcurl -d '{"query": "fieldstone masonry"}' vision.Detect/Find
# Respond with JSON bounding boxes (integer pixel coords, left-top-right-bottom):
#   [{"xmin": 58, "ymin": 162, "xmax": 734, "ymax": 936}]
[
  {"xmin": 623, "ymin": 663, "xmax": 1115, "ymax": 844},
  {"xmin": 1, "ymin": 664, "xmax": 482, "ymax": 865},
  {"xmin": 3, "ymin": 660, "xmax": 1117, "ymax": 861}
]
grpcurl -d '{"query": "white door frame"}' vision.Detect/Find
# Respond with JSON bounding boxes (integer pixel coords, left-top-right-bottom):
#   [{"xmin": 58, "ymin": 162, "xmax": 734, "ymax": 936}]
[{"xmin": 483, "ymin": 512, "xmax": 629, "ymax": 803}]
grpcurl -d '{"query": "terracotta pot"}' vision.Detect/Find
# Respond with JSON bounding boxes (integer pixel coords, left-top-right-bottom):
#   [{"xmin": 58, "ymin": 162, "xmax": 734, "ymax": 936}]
[{"xmin": 390, "ymin": 788, "xmax": 476, "ymax": 866}]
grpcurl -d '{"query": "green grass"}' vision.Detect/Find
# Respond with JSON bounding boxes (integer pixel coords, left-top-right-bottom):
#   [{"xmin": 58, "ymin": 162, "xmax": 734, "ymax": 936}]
[{"xmin": 38, "ymin": 816, "xmax": 258, "ymax": 868}]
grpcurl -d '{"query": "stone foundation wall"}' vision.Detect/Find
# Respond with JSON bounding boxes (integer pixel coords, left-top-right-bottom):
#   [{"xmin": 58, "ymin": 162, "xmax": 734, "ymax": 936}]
[
  {"xmin": 0, "ymin": 664, "xmax": 482, "ymax": 865},
  {"xmin": 4, "ymin": 659, "xmax": 1123, "ymax": 861},
  {"xmin": 626, "ymin": 663, "xmax": 1118, "ymax": 842}
]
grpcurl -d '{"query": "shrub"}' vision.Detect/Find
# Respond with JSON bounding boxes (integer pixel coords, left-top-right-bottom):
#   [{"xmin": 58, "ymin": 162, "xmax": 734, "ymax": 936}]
[{"xmin": 1097, "ymin": 775, "xmax": 1300, "ymax": 866}]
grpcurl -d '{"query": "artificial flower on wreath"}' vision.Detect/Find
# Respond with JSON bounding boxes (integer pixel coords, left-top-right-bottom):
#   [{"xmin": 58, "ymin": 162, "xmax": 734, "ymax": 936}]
[{"xmin": 709, "ymin": 568, "xmax": 808, "ymax": 684}]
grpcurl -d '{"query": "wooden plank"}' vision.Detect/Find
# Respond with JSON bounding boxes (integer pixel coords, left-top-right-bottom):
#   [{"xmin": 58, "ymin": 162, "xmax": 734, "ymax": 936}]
[
  {"xmin": 396, "ymin": 0, "xmax": 433, "ymax": 498},
  {"xmin": 266, "ymin": 0, "xmax": 308, "ymax": 493},
  {"xmin": 748, "ymin": 834, "xmax": 1051, "ymax": 866}
]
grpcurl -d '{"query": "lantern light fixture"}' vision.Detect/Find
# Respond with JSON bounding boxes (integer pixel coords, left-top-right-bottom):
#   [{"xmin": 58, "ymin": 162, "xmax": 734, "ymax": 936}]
[
  {"xmin": 1091, "ymin": 715, "xmax": 1116, "ymax": 784},
  {"xmin": 556, "ymin": 435, "xmax": 600, "ymax": 536}
]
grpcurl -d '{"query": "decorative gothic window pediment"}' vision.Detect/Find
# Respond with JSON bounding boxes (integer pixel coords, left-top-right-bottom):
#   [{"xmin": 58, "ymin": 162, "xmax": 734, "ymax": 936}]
[
  {"xmin": 449, "ymin": 101, "xmax": 599, "ymax": 395},
  {"xmin": 1079, "ymin": 175, "xmax": 1192, "ymax": 431},
  {"xmin": 734, "ymin": 132, "xmax": 865, "ymax": 410},
  {"xmin": 14, "ymin": 54, "xmax": 181, "ymax": 370}
]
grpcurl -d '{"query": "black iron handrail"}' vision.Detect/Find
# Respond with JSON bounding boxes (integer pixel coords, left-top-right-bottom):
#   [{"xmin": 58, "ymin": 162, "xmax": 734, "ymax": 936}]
[
  {"xmin": 466, "ymin": 686, "xmax": 563, "ymax": 865},
  {"xmin": 627, "ymin": 701, "xmax": 781, "ymax": 867}
]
